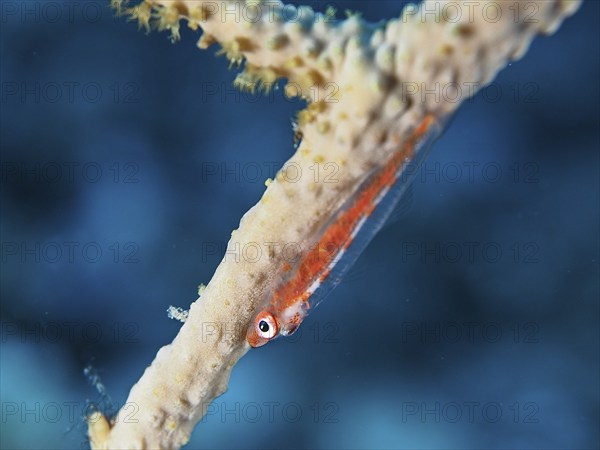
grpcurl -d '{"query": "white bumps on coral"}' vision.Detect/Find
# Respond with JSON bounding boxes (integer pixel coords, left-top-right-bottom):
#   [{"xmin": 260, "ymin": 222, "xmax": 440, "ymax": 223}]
[{"xmin": 93, "ymin": 2, "xmax": 582, "ymax": 449}]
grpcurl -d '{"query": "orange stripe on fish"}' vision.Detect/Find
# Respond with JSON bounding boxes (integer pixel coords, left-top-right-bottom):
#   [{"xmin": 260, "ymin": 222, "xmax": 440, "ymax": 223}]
[{"xmin": 247, "ymin": 115, "xmax": 438, "ymax": 347}]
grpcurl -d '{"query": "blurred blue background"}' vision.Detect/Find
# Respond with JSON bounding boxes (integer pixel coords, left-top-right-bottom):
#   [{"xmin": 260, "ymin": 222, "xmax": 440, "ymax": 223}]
[{"xmin": 1, "ymin": 1, "xmax": 598, "ymax": 449}]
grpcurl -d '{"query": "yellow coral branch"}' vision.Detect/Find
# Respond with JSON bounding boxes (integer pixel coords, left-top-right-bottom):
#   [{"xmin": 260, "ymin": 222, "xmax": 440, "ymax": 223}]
[{"xmin": 90, "ymin": 1, "xmax": 581, "ymax": 448}]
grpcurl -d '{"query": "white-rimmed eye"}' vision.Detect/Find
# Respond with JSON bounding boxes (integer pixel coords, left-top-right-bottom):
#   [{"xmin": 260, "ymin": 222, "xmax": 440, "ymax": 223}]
[{"xmin": 255, "ymin": 312, "xmax": 278, "ymax": 340}]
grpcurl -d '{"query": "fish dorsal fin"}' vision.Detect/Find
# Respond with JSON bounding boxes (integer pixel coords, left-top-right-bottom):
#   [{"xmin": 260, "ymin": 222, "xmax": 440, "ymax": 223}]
[{"xmin": 305, "ymin": 116, "xmax": 444, "ymax": 310}]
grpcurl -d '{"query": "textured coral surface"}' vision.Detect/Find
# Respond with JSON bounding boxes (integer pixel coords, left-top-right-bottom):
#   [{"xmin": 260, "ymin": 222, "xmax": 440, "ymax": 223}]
[{"xmin": 88, "ymin": 1, "xmax": 582, "ymax": 448}]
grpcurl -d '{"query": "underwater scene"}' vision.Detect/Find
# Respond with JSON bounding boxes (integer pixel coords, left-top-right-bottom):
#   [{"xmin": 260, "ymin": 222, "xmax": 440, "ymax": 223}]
[{"xmin": 1, "ymin": 1, "xmax": 598, "ymax": 448}]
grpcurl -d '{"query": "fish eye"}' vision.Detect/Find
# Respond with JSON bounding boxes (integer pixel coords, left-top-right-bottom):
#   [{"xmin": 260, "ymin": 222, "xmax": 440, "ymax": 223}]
[{"xmin": 255, "ymin": 312, "xmax": 278, "ymax": 340}]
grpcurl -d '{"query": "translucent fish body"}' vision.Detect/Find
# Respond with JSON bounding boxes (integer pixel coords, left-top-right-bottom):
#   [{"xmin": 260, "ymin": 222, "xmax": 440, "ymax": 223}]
[{"xmin": 247, "ymin": 115, "xmax": 442, "ymax": 347}]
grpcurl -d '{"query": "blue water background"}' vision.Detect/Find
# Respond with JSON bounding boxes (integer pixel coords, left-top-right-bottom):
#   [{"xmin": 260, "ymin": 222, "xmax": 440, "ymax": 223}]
[{"xmin": 1, "ymin": 1, "xmax": 598, "ymax": 448}]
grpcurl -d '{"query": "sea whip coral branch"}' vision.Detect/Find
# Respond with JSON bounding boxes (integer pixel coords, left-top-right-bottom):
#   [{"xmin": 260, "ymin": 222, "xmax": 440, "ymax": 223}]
[{"xmin": 89, "ymin": 1, "xmax": 581, "ymax": 448}]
